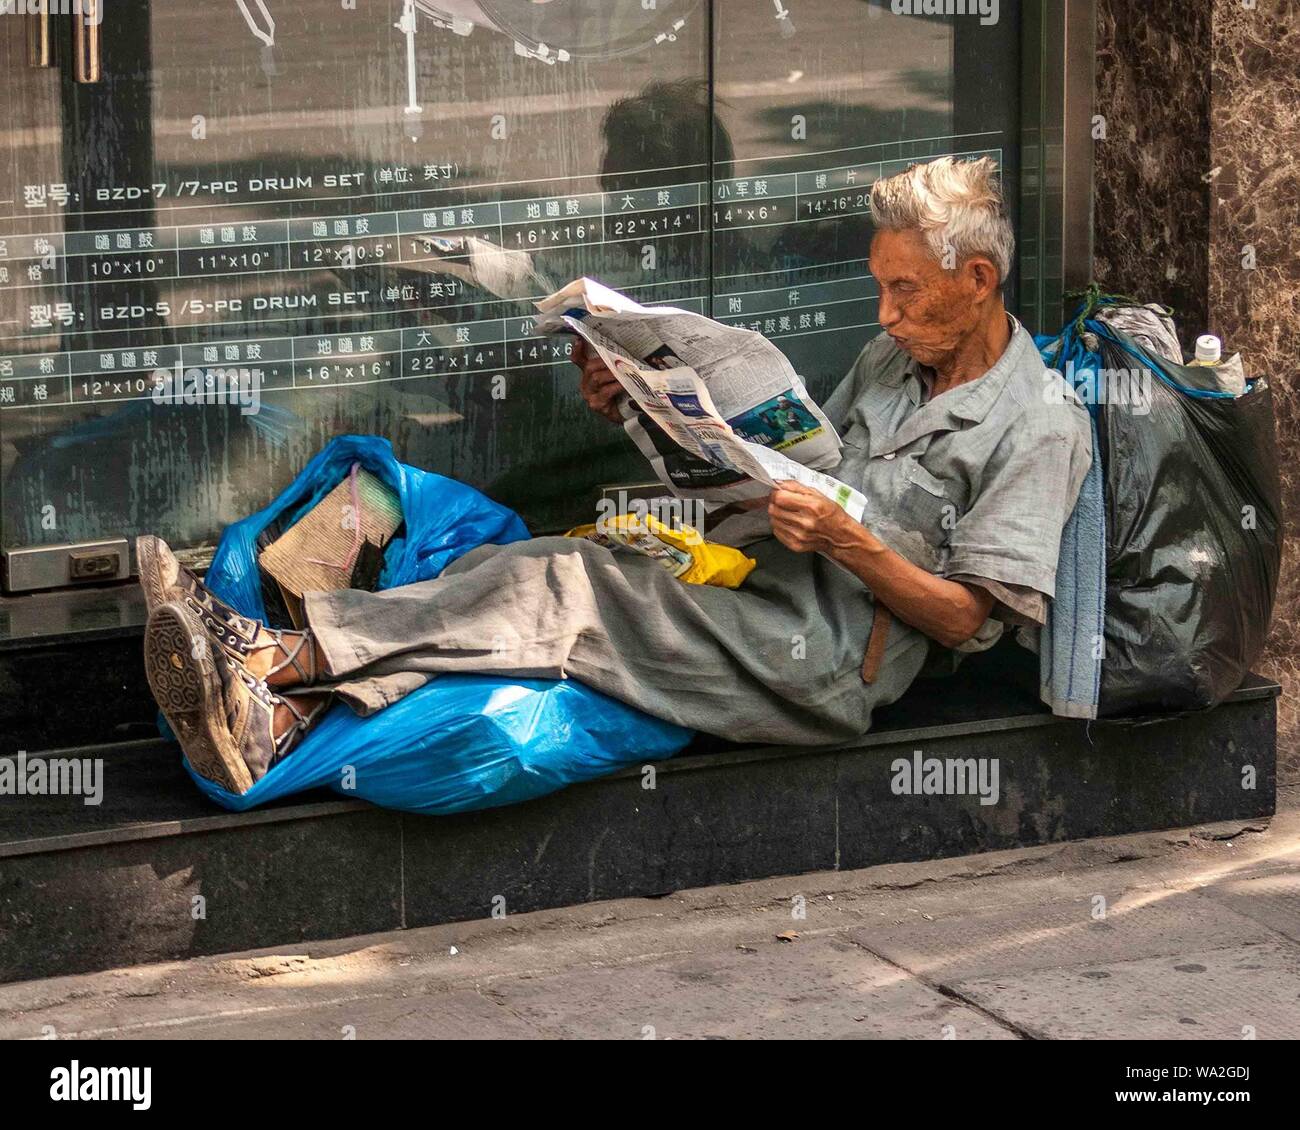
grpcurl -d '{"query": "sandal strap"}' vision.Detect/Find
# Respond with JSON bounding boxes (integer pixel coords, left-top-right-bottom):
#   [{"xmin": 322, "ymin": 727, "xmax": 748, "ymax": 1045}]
[
  {"xmin": 264, "ymin": 629, "xmax": 317, "ymax": 686},
  {"xmin": 268, "ymin": 690, "xmax": 329, "ymax": 765}
]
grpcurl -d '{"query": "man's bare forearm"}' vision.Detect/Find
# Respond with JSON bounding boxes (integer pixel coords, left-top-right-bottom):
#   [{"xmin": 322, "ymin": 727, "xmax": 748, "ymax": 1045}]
[{"xmin": 821, "ymin": 521, "xmax": 993, "ymax": 648}]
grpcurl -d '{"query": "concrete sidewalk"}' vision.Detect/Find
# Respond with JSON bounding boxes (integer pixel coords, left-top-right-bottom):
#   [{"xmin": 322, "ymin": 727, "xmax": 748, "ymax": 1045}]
[{"xmin": 3, "ymin": 785, "xmax": 1298, "ymax": 1040}]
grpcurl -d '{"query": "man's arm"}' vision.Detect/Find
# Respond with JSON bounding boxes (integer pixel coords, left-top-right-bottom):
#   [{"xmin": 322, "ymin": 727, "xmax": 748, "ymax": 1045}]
[{"xmin": 767, "ymin": 481, "xmax": 993, "ymax": 648}]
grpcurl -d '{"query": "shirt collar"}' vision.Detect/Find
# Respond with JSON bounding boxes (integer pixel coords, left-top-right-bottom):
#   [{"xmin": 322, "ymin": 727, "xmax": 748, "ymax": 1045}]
[
  {"xmin": 894, "ymin": 313, "xmax": 1025, "ymax": 422},
  {"xmin": 867, "ymin": 315, "xmax": 1028, "ymax": 457}
]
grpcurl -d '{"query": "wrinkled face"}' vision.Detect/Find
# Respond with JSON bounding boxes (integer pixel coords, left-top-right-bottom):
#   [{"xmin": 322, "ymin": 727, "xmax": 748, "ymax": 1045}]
[{"xmin": 868, "ymin": 228, "xmax": 988, "ymax": 369}]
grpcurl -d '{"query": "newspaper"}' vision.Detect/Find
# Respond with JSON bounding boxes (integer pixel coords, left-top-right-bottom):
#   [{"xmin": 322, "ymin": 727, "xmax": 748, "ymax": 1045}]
[{"xmin": 534, "ymin": 278, "xmax": 866, "ymax": 520}]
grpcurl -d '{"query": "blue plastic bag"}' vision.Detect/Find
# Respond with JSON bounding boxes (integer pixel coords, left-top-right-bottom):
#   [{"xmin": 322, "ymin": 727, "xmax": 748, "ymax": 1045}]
[{"xmin": 182, "ymin": 435, "xmax": 693, "ymax": 813}]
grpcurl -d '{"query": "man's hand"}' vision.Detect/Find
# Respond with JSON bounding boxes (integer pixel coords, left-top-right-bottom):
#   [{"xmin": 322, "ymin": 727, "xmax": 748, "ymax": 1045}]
[
  {"xmin": 771, "ymin": 479, "xmax": 996, "ymax": 649},
  {"xmin": 767, "ymin": 480, "xmax": 862, "ymax": 555},
  {"xmin": 571, "ymin": 337, "xmax": 624, "ymax": 424}
]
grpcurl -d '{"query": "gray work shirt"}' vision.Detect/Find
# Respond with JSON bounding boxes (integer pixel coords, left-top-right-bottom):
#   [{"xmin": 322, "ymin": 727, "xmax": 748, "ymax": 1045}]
[{"xmin": 715, "ymin": 316, "xmax": 1093, "ymax": 653}]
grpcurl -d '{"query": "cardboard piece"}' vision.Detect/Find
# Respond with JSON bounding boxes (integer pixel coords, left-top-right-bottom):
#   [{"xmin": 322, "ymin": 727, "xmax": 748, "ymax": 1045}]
[{"xmin": 258, "ymin": 467, "xmax": 402, "ymax": 618}]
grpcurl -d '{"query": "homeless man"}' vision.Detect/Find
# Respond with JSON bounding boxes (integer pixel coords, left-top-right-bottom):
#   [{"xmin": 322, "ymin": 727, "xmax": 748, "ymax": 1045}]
[{"xmin": 140, "ymin": 156, "xmax": 1092, "ymax": 795}]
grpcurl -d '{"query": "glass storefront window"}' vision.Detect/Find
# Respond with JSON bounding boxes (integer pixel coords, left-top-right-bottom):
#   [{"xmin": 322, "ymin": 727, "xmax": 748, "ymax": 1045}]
[{"xmin": 0, "ymin": 1, "xmax": 1076, "ymax": 620}]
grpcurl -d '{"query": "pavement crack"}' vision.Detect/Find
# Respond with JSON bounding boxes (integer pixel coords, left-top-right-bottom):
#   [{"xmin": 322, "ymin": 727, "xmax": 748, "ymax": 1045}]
[{"xmin": 844, "ymin": 932, "xmax": 1041, "ymax": 1041}]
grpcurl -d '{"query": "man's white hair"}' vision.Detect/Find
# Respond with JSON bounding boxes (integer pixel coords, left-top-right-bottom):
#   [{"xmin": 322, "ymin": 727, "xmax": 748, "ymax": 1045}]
[{"xmin": 868, "ymin": 156, "xmax": 1014, "ymax": 283}]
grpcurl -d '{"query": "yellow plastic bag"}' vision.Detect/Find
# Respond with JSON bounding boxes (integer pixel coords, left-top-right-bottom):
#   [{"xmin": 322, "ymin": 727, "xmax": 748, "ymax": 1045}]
[{"xmin": 566, "ymin": 513, "xmax": 756, "ymax": 588}]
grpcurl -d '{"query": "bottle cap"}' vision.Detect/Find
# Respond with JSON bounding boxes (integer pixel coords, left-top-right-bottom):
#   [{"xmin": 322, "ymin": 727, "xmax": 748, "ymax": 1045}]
[{"xmin": 1195, "ymin": 334, "xmax": 1222, "ymax": 364}]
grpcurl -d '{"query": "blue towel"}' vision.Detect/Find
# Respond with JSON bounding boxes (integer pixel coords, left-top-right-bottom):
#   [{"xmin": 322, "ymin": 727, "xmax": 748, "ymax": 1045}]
[
  {"xmin": 1038, "ymin": 411, "xmax": 1105, "ymax": 718},
  {"xmin": 1033, "ymin": 332, "xmax": 1106, "ymax": 720}
]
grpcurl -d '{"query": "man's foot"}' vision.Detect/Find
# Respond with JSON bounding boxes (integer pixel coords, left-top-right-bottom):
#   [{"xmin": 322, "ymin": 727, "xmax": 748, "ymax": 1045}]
[
  {"xmin": 137, "ymin": 535, "xmax": 320, "ymax": 688},
  {"xmin": 144, "ymin": 602, "xmax": 329, "ymax": 793}
]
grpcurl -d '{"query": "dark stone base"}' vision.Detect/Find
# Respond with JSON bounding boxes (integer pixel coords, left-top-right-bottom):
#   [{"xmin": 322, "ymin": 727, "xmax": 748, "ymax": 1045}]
[{"xmin": 0, "ymin": 637, "xmax": 1278, "ymax": 985}]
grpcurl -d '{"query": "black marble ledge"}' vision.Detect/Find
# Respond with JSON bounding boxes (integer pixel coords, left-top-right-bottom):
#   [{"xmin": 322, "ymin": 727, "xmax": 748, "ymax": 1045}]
[{"xmin": 0, "ymin": 581, "xmax": 148, "ymax": 650}]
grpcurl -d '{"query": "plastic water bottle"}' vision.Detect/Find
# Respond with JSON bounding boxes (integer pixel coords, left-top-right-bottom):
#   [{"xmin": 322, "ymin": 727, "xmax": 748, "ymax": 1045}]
[
  {"xmin": 1188, "ymin": 333, "xmax": 1246, "ymax": 395},
  {"xmin": 1189, "ymin": 335, "xmax": 1222, "ymax": 366}
]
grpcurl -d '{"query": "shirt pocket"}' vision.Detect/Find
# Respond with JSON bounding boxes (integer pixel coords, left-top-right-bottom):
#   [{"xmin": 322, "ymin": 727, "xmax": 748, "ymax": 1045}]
[
  {"xmin": 839, "ymin": 423, "xmax": 870, "ymax": 452},
  {"xmin": 834, "ymin": 429, "xmax": 870, "ymax": 478},
  {"xmin": 897, "ymin": 461, "xmax": 959, "ymax": 551}
]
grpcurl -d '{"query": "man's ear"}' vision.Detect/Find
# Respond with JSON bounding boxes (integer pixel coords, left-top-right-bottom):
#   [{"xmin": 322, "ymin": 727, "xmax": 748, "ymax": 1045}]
[{"xmin": 965, "ymin": 256, "xmax": 1001, "ymax": 301}]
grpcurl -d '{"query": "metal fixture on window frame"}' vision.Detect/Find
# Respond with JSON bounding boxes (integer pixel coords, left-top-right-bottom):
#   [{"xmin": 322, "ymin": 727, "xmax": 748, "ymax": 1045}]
[
  {"xmin": 3, "ymin": 540, "xmax": 131, "ymax": 595},
  {"xmin": 73, "ymin": 0, "xmax": 102, "ymax": 84},
  {"xmin": 1061, "ymin": 0, "xmax": 1097, "ymax": 295},
  {"xmin": 1019, "ymin": 0, "xmax": 1096, "ymax": 332},
  {"xmin": 26, "ymin": 0, "xmax": 53, "ymax": 67}
]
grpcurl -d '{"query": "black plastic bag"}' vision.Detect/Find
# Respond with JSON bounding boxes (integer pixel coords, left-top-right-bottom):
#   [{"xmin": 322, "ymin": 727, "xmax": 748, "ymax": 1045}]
[{"xmin": 1095, "ymin": 330, "xmax": 1282, "ymax": 715}]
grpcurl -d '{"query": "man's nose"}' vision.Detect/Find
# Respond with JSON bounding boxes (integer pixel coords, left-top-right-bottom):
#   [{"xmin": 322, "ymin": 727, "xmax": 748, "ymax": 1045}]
[{"xmin": 877, "ymin": 290, "xmax": 902, "ymax": 329}]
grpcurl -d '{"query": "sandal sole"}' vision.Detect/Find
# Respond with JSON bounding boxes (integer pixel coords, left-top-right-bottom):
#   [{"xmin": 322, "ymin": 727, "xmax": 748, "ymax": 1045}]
[{"xmin": 144, "ymin": 602, "xmax": 254, "ymax": 795}]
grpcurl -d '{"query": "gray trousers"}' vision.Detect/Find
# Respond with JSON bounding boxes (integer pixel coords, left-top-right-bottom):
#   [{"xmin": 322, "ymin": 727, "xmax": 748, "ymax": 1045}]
[{"xmin": 302, "ymin": 535, "xmax": 929, "ymax": 746}]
